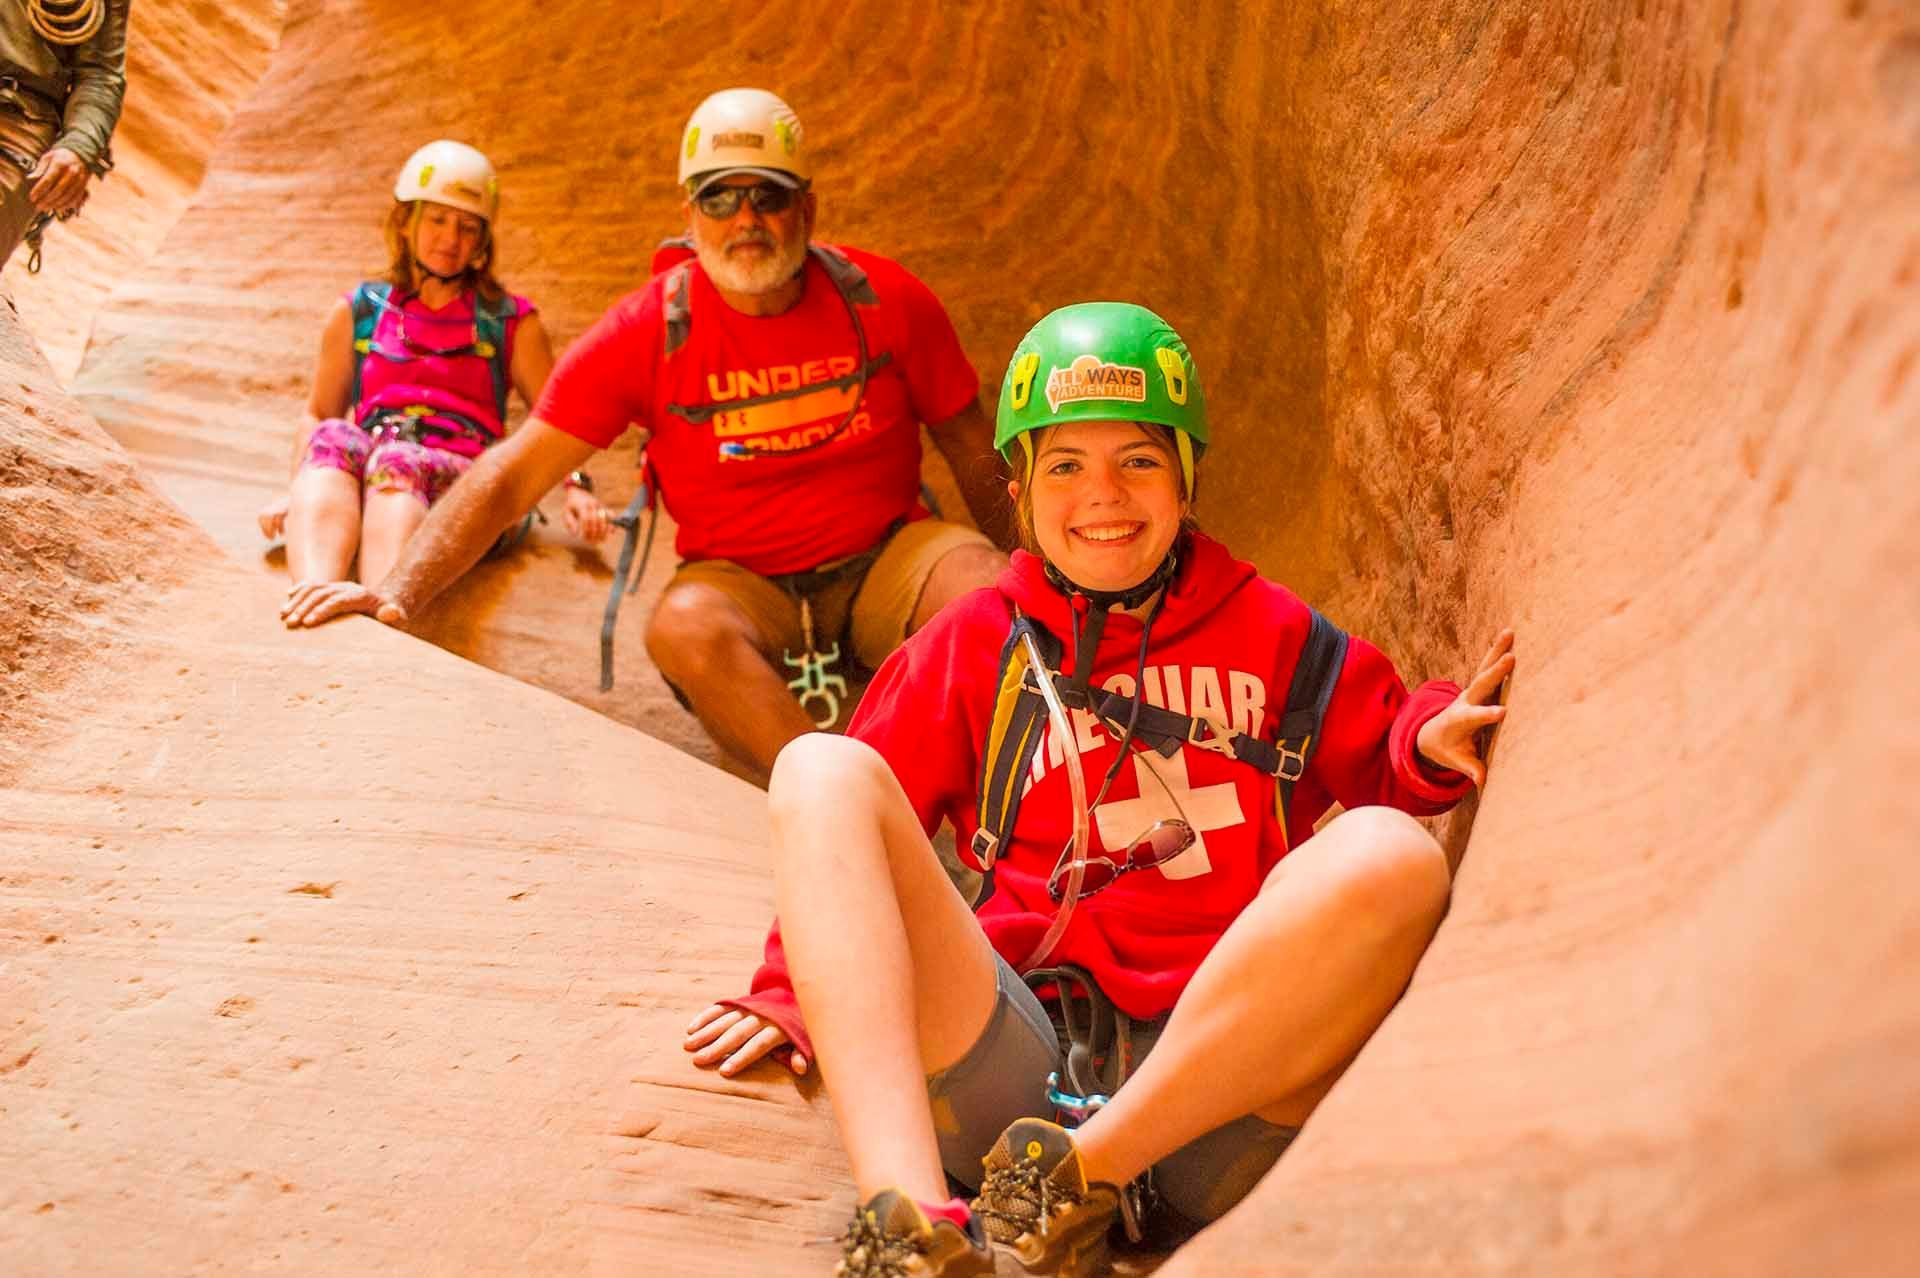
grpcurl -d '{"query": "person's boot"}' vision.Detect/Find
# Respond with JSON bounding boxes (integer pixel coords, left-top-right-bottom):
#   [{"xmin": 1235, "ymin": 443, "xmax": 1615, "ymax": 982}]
[
  {"xmin": 832, "ymin": 1187, "xmax": 993, "ymax": 1277},
  {"xmin": 971, "ymin": 1118, "xmax": 1121, "ymax": 1277}
]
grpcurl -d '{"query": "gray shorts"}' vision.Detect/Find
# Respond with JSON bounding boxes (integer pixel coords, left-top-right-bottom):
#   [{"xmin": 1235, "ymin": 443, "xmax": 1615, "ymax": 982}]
[{"xmin": 925, "ymin": 956, "xmax": 1298, "ymax": 1224}]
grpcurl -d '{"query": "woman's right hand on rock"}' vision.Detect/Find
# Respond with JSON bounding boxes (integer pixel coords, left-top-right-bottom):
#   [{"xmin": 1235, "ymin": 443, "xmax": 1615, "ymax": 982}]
[
  {"xmin": 281, "ymin": 580, "xmax": 409, "ymax": 630},
  {"xmin": 684, "ymin": 1003, "xmax": 808, "ymax": 1077},
  {"xmin": 258, "ymin": 494, "xmax": 291, "ymax": 541}
]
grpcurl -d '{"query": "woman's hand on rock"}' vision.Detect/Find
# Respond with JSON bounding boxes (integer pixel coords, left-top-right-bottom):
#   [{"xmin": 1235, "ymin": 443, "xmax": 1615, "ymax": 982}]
[
  {"xmin": 1416, "ymin": 628, "xmax": 1515, "ymax": 788},
  {"xmin": 257, "ymin": 493, "xmax": 290, "ymax": 541},
  {"xmin": 684, "ymin": 1003, "xmax": 807, "ymax": 1078},
  {"xmin": 281, "ymin": 580, "xmax": 409, "ymax": 630},
  {"xmin": 561, "ymin": 487, "xmax": 611, "ymax": 544}
]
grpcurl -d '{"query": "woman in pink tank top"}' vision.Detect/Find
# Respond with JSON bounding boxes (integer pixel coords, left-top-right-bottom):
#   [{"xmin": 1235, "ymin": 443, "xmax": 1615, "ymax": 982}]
[{"xmin": 257, "ymin": 141, "xmax": 609, "ymax": 591}]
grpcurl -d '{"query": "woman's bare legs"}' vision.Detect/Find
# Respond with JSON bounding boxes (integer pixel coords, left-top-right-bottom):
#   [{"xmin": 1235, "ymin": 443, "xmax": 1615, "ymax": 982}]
[
  {"xmin": 1070, "ymin": 805, "xmax": 1452, "ymax": 1189},
  {"xmin": 284, "ymin": 467, "xmax": 361, "ymax": 582},
  {"xmin": 358, "ymin": 487, "xmax": 432, "ymax": 590},
  {"xmin": 768, "ymin": 733, "xmax": 1001, "ymax": 1205}
]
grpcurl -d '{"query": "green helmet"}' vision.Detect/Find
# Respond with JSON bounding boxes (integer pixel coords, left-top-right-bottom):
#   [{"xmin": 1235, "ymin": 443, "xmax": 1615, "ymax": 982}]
[{"xmin": 994, "ymin": 302, "xmax": 1208, "ymax": 491}]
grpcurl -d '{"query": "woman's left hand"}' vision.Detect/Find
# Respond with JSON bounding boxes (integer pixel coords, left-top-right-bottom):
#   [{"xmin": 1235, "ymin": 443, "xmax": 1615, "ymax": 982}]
[
  {"xmin": 1415, "ymin": 628, "xmax": 1515, "ymax": 788},
  {"xmin": 562, "ymin": 486, "xmax": 612, "ymax": 544},
  {"xmin": 684, "ymin": 1003, "xmax": 808, "ymax": 1077}
]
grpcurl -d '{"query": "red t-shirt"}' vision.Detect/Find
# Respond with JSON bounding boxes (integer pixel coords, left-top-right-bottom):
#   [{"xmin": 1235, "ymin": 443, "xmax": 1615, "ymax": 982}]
[{"xmin": 533, "ymin": 245, "xmax": 979, "ymax": 575}]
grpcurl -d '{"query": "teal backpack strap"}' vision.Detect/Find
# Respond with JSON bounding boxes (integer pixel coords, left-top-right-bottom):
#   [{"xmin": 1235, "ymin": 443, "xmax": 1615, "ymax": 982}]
[
  {"xmin": 473, "ymin": 291, "xmax": 514, "ymax": 426},
  {"xmin": 1272, "ymin": 608, "xmax": 1349, "ymax": 845},
  {"xmin": 971, "ymin": 614, "xmax": 1063, "ymax": 899},
  {"xmin": 347, "ymin": 281, "xmax": 390, "ymax": 420}
]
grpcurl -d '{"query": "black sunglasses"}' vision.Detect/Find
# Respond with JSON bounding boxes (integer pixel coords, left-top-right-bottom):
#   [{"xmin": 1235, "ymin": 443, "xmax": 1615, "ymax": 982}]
[{"xmin": 693, "ymin": 182, "xmax": 800, "ymax": 220}]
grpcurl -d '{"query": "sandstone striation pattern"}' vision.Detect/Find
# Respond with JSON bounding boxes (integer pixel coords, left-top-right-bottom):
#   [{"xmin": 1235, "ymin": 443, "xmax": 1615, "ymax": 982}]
[{"xmin": 4, "ymin": 0, "xmax": 1917, "ymax": 1273}]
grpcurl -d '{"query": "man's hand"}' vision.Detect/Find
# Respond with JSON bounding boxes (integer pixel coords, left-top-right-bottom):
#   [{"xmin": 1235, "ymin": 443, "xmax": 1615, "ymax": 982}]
[
  {"xmin": 1415, "ymin": 628, "xmax": 1515, "ymax": 788},
  {"xmin": 684, "ymin": 1003, "xmax": 809, "ymax": 1078},
  {"xmin": 281, "ymin": 580, "xmax": 410, "ymax": 630},
  {"xmin": 257, "ymin": 494, "xmax": 290, "ymax": 541},
  {"xmin": 26, "ymin": 148, "xmax": 89, "ymax": 216},
  {"xmin": 561, "ymin": 486, "xmax": 612, "ymax": 544}
]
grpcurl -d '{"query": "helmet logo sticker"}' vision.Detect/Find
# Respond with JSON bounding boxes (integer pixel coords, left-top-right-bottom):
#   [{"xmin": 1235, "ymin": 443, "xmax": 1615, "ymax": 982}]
[
  {"xmin": 416, "ymin": 165, "xmax": 434, "ymax": 188},
  {"xmin": 713, "ymin": 131, "xmax": 765, "ymax": 150},
  {"xmin": 1009, "ymin": 352, "xmax": 1040, "ymax": 410},
  {"xmin": 1155, "ymin": 348, "xmax": 1189, "ymax": 404},
  {"xmin": 1045, "ymin": 354, "xmax": 1147, "ymax": 413},
  {"xmin": 684, "ymin": 126, "xmax": 701, "ymax": 159},
  {"xmin": 445, "ymin": 180, "xmax": 483, "ymax": 202},
  {"xmin": 774, "ymin": 118, "xmax": 798, "ymax": 155}
]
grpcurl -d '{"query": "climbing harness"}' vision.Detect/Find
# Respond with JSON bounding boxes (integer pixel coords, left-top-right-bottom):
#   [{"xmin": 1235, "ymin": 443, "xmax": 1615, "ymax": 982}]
[
  {"xmin": 1022, "ymin": 961, "xmax": 1162, "ymax": 1242},
  {"xmin": 26, "ymin": 0, "xmax": 103, "ymax": 46}
]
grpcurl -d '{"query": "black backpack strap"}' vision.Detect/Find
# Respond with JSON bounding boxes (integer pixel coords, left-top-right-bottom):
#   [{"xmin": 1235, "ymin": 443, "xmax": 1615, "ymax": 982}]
[
  {"xmin": 1272, "ymin": 608, "xmax": 1349, "ymax": 845},
  {"xmin": 971, "ymin": 615, "xmax": 1061, "ymax": 899}
]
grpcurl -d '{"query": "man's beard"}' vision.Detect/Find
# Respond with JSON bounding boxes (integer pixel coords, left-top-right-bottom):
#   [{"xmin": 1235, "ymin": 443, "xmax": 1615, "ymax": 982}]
[{"xmin": 696, "ymin": 226, "xmax": 808, "ymax": 295}]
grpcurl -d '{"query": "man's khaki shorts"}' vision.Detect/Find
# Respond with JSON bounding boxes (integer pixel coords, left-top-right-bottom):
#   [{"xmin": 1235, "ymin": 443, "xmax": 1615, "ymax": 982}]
[{"xmin": 666, "ymin": 518, "xmax": 994, "ymax": 670}]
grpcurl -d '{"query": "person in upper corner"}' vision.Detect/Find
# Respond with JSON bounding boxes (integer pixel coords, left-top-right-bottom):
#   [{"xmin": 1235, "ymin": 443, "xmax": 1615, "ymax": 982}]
[
  {"xmin": 0, "ymin": 0, "xmax": 128, "ymax": 270},
  {"xmin": 261, "ymin": 141, "xmax": 604, "ymax": 594},
  {"xmin": 684, "ymin": 303, "xmax": 1516, "ymax": 1276},
  {"xmin": 279, "ymin": 87, "xmax": 1012, "ymax": 782}
]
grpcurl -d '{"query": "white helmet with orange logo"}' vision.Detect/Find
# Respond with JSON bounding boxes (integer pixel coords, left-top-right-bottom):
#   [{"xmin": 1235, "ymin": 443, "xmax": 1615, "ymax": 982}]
[
  {"xmin": 394, "ymin": 140, "xmax": 500, "ymax": 223},
  {"xmin": 677, "ymin": 88, "xmax": 810, "ymax": 194}
]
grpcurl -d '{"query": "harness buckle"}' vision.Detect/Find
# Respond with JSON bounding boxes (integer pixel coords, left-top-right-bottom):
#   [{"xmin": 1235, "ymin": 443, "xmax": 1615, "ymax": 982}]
[
  {"xmin": 1185, "ymin": 715, "xmax": 1238, "ymax": 757},
  {"xmin": 1276, "ymin": 738, "xmax": 1308, "ymax": 781},
  {"xmin": 969, "ymin": 828, "xmax": 1000, "ymax": 870}
]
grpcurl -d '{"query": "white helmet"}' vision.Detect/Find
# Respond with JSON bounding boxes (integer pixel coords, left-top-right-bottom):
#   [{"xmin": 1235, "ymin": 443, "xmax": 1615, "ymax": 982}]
[
  {"xmin": 677, "ymin": 88, "xmax": 810, "ymax": 193},
  {"xmin": 394, "ymin": 140, "xmax": 499, "ymax": 223}
]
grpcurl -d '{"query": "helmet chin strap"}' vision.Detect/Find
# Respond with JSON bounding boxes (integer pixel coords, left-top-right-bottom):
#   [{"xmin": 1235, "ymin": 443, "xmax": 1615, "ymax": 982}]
[
  {"xmin": 412, "ymin": 259, "xmax": 467, "ymax": 284},
  {"xmin": 1043, "ymin": 535, "xmax": 1183, "ymax": 615},
  {"xmin": 1043, "ymin": 536, "xmax": 1184, "ymax": 699}
]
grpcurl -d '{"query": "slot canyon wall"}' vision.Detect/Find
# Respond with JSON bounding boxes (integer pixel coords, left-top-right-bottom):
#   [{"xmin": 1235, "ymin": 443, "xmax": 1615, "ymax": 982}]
[{"xmin": 3, "ymin": 0, "xmax": 1915, "ymax": 1272}]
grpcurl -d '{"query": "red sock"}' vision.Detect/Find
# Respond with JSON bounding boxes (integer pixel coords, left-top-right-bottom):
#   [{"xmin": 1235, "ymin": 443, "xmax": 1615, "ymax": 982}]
[{"xmin": 920, "ymin": 1197, "xmax": 971, "ymax": 1231}]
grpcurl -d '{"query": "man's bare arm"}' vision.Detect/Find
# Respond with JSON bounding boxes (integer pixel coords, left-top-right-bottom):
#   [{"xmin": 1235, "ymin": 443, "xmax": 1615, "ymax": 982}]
[{"xmin": 927, "ymin": 398, "xmax": 1015, "ymax": 549}]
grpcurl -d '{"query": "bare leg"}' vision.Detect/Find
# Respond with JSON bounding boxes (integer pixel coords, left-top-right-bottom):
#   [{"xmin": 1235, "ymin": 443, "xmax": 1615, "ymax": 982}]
[
  {"xmin": 1070, "ymin": 806, "xmax": 1452, "ymax": 1187},
  {"xmin": 358, "ymin": 488, "xmax": 432, "ymax": 591},
  {"xmin": 646, "ymin": 581, "xmax": 817, "ymax": 778},
  {"xmin": 285, "ymin": 467, "xmax": 362, "ymax": 582},
  {"xmin": 769, "ymin": 734, "xmax": 1000, "ymax": 1204},
  {"xmin": 909, "ymin": 543, "xmax": 1007, "ymax": 634}
]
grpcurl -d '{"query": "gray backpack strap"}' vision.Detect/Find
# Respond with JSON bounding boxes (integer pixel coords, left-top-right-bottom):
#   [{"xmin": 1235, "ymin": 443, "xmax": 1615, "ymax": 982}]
[
  {"xmin": 809, "ymin": 242, "xmax": 879, "ymax": 305},
  {"xmin": 661, "ymin": 263, "xmax": 694, "ymax": 357}
]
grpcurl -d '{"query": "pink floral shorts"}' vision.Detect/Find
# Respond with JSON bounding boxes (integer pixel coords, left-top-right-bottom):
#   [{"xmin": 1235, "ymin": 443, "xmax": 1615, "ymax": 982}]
[{"xmin": 302, "ymin": 418, "xmax": 473, "ymax": 506}]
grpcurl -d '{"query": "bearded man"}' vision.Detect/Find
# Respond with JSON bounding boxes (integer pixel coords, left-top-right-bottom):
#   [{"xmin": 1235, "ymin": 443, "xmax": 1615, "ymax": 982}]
[{"xmin": 283, "ymin": 88, "xmax": 1011, "ymax": 781}]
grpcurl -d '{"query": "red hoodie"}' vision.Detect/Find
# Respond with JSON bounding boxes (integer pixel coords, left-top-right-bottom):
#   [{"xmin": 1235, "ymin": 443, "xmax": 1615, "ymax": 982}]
[{"xmin": 723, "ymin": 533, "xmax": 1469, "ymax": 1059}]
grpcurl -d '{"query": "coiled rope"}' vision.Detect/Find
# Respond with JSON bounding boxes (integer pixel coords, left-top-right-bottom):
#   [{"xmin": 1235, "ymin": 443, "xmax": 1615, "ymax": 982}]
[{"xmin": 27, "ymin": 0, "xmax": 105, "ymax": 47}]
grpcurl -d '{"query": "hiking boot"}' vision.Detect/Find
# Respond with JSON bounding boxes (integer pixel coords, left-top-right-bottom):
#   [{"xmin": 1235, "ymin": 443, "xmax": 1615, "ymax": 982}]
[
  {"xmin": 971, "ymin": 1118, "xmax": 1121, "ymax": 1277},
  {"xmin": 832, "ymin": 1188, "xmax": 994, "ymax": 1278}
]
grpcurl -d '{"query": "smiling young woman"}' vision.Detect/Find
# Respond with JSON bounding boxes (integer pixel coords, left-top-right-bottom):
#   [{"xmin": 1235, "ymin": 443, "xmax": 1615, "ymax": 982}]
[{"xmin": 687, "ymin": 302, "xmax": 1517, "ymax": 1276}]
